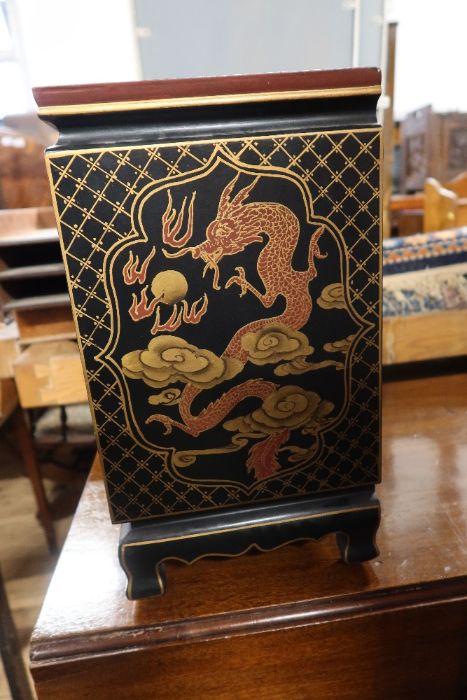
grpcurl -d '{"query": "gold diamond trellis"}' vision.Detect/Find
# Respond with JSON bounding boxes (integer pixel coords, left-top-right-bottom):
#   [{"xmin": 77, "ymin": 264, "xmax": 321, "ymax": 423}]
[{"xmin": 46, "ymin": 127, "xmax": 381, "ymax": 523}]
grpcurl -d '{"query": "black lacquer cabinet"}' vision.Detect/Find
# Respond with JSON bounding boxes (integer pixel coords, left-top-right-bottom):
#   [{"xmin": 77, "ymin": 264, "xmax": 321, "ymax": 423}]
[{"xmin": 35, "ymin": 68, "xmax": 382, "ymax": 598}]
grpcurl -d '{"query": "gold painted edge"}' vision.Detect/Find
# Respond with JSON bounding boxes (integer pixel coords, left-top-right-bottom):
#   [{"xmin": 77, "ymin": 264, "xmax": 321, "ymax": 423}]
[
  {"xmin": 378, "ymin": 129, "xmax": 383, "ymax": 483},
  {"xmin": 122, "ymin": 505, "xmax": 380, "ymax": 548},
  {"xmin": 38, "ymin": 85, "xmax": 381, "ymax": 117}
]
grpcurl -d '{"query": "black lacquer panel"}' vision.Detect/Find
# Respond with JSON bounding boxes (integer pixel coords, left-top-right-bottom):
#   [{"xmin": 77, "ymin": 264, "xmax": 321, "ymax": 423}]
[{"xmin": 46, "ymin": 127, "xmax": 380, "ymax": 524}]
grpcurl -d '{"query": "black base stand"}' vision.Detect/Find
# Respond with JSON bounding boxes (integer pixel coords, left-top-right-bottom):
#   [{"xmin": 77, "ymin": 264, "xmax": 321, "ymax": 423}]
[{"xmin": 119, "ymin": 488, "xmax": 380, "ymax": 599}]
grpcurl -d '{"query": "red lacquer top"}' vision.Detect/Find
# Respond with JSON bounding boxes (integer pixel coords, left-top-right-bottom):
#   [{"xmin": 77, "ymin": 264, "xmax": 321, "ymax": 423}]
[{"xmin": 33, "ymin": 68, "xmax": 381, "ymax": 115}]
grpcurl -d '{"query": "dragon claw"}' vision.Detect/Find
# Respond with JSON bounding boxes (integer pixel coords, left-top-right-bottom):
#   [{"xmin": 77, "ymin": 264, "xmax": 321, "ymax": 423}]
[
  {"xmin": 226, "ymin": 266, "xmax": 248, "ymax": 296},
  {"xmin": 313, "ymin": 244, "xmax": 328, "ymax": 260}
]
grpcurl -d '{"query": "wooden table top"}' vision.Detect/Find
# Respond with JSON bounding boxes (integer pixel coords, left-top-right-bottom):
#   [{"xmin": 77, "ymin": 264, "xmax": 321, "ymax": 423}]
[{"xmin": 30, "ymin": 372, "xmax": 467, "ymax": 664}]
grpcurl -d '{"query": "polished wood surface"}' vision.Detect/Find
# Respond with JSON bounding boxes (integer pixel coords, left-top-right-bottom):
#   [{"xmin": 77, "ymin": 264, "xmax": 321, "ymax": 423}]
[
  {"xmin": 30, "ymin": 373, "xmax": 467, "ymax": 699},
  {"xmin": 33, "ymin": 68, "xmax": 381, "ymax": 109}
]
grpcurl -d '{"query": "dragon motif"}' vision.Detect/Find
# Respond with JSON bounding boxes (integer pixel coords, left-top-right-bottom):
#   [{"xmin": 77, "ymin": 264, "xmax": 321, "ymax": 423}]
[
  {"xmin": 132, "ymin": 172, "xmax": 330, "ymax": 477},
  {"xmin": 162, "ymin": 173, "xmax": 326, "ymax": 352}
]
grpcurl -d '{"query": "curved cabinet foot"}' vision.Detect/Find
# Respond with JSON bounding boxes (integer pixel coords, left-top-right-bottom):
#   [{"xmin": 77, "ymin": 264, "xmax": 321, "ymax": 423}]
[
  {"xmin": 119, "ymin": 489, "xmax": 380, "ymax": 599},
  {"xmin": 336, "ymin": 524, "xmax": 379, "ymax": 563}
]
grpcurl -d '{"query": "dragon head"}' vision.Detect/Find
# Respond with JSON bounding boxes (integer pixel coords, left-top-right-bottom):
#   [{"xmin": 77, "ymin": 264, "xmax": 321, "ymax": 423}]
[{"xmin": 163, "ymin": 174, "xmax": 261, "ymax": 290}]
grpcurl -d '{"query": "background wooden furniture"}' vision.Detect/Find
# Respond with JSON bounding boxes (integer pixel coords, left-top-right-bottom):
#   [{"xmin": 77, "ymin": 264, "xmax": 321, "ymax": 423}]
[
  {"xmin": 382, "ymin": 218, "xmax": 467, "ymax": 365},
  {"xmin": 13, "ymin": 342, "xmax": 87, "ymax": 410},
  {"xmin": 400, "ymin": 106, "xmax": 467, "ymax": 193},
  {"xmin": 0, "ymin": 207, "xmax": 72, "ymax": 340},
  {"xmin": 424, "ymin": 175, "xmax": 467, "ymax": 232},
  {"xmin": 29, "ymin": 372, "xmax": 467, "ymax": 699},
  {"xmin": 400, "ymin": 105, "xmax": 438, "ymax": 193},
  {"xmin": 448, "ymin": 170, "xmax": 467, "ymax": 198},
  {"xmin": 381, "ymin": 22, "xmax": 397, "ymax": 239},
  {"xmin": 382, "ymin": 308, "xmax": 467, "ymax": 365},
  {"xmin": 389, "ymin": 192, "xmax": 424, "ymax": 237},
  {"xmin": 424, "ymin": 177, "xmax": 458, "ymax": 232},
  {"xmin": 0, "ymin": 203, "xmax": 92, "ymax": 552},
  {"xmin": 0, "ymin": 127, "xmax": 52, "ymax": 210},
  {"xmin": 390, "ymin": 171, "xmax": 467, "ymax": 235},
  {"xmin": 11, "ymin": 341, "xmax": 90, "ymax": 553},
  {"xmin": 0, "ymin": 379, "xmax": 17, "ymax": 426}
]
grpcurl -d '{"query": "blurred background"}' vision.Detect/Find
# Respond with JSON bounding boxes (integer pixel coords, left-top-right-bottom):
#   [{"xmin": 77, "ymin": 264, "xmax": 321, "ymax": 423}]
[
  {"xmin": 1, "ymin": 2, "xmax": 466, "ymax": 698},
  {"xmin": 2, "ymin": 0, "xmax": 467, "ymax": 115}
]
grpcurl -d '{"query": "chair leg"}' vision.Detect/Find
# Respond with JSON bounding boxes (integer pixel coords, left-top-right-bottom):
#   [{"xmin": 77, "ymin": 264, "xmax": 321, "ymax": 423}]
[
  {"xmin": 13, "ymin": 409, "xmax": 57, "ymax": 553},
  {"xmin": 0, "ymin": 565, "xmax": 34, "ymax": 700}
]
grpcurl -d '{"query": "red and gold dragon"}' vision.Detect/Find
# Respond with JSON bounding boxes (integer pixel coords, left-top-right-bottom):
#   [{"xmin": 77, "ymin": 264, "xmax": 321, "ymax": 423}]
[{"xmin": 144, "ymin": 171, "xmax": 327, "ymax": 475}]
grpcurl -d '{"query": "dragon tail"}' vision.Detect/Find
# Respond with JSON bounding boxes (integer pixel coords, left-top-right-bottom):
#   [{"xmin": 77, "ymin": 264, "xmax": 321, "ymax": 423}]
[
  {"xmin": 178, "ymin": 379, "xmax": 276, "ymax": 436},
  {"xmin": 146, "ymin": 378, "xmax": 276, "ymax": 436}
]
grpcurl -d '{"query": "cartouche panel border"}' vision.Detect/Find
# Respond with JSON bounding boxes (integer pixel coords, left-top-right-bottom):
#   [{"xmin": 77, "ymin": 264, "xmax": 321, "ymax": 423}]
[{"xmin": 105, "ymin": 148, "xmax": 368, "ymax": 491}]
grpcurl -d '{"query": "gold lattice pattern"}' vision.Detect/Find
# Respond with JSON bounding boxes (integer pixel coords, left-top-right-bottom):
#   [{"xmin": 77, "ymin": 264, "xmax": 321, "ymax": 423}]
[{"xmin": 47, "ymin": 128, "xmax": 380, "ymax": 523}]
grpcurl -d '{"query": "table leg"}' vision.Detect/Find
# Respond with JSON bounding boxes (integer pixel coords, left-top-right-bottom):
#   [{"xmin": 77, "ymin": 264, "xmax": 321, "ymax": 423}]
[{"xmin": 13, "ymin": 409, "xmax": 57, "ymax": 553}]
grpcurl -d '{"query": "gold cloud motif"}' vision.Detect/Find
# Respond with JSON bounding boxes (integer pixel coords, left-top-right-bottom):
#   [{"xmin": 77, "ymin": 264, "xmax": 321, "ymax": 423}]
[
  {"xmin": 323, "ymin": 334, "xmax": 356, "ymax": 353},
  {"xmin": 224, "ymin": 385, "xmax": 334, "ymax": 435},
  {"xmin": 122, "ymin": 335, "xmax": 243, "ymax": 389},
  {"xmin": 242, "ymin": 324, "xmax": 313, "ymax": 365},
  {"xmin": 274, "ymin": 355, "xmax": 344, "ymax": 375},
  {"xmin": 317, "ymin": 283, "xmax": 347, "ymax": 310},
  {"xmin": 274, "ymin": 357, "xmax": 312, "ymax": 376},
  {"xmin": 301, "ymin": 399, "xmax": 335, "ymax": 434}
]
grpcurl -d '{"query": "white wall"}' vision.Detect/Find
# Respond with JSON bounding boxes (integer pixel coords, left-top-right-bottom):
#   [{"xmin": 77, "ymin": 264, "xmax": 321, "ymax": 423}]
[
  {"xmin": 134, "ymin": 0, "xmax": 385, "ymax": 81},
  {"xmin": 11, "ymin": 0, "xmax": 467, "ymax": 121},
  {"xmin": 14, "ymin": 0, "xmax": 141, "ymax": 92},
  {"xmin": 3, "ymin": 0, "xmax": 385, "ymax": 118},
  {"xmin": 390, "ymin": 0, "xmax": 467, "ymax": 119},
  {"xmin": 134, "ymin": 0, "xmax": 360, "ymax": 80}
]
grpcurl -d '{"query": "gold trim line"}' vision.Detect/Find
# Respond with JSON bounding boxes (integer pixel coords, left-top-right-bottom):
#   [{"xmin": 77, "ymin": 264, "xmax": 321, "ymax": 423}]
[
  {"xmin": 38, "ymin": 85, "xmax": 381, "ymax": 117},
  {"xmin": 123, "ymin": 505, "xmax": 380, "ymax": 548}
]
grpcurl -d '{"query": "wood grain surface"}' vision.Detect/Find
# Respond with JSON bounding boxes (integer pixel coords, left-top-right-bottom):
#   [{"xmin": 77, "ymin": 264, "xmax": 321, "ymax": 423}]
[
  {"xmin": 30, "ymin": 373, "xmax": 467, "ymax": 699},
  {"xmin": 33, "ymin": 68, "xmax": 381, "ymax": 109},
  {"xmin": 13, "ymin": 341, "xmax": 87, "ymax": 408},
  {"xmin": 382, "ymin": 309, "xmax": 467, "ymax": 364}
]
